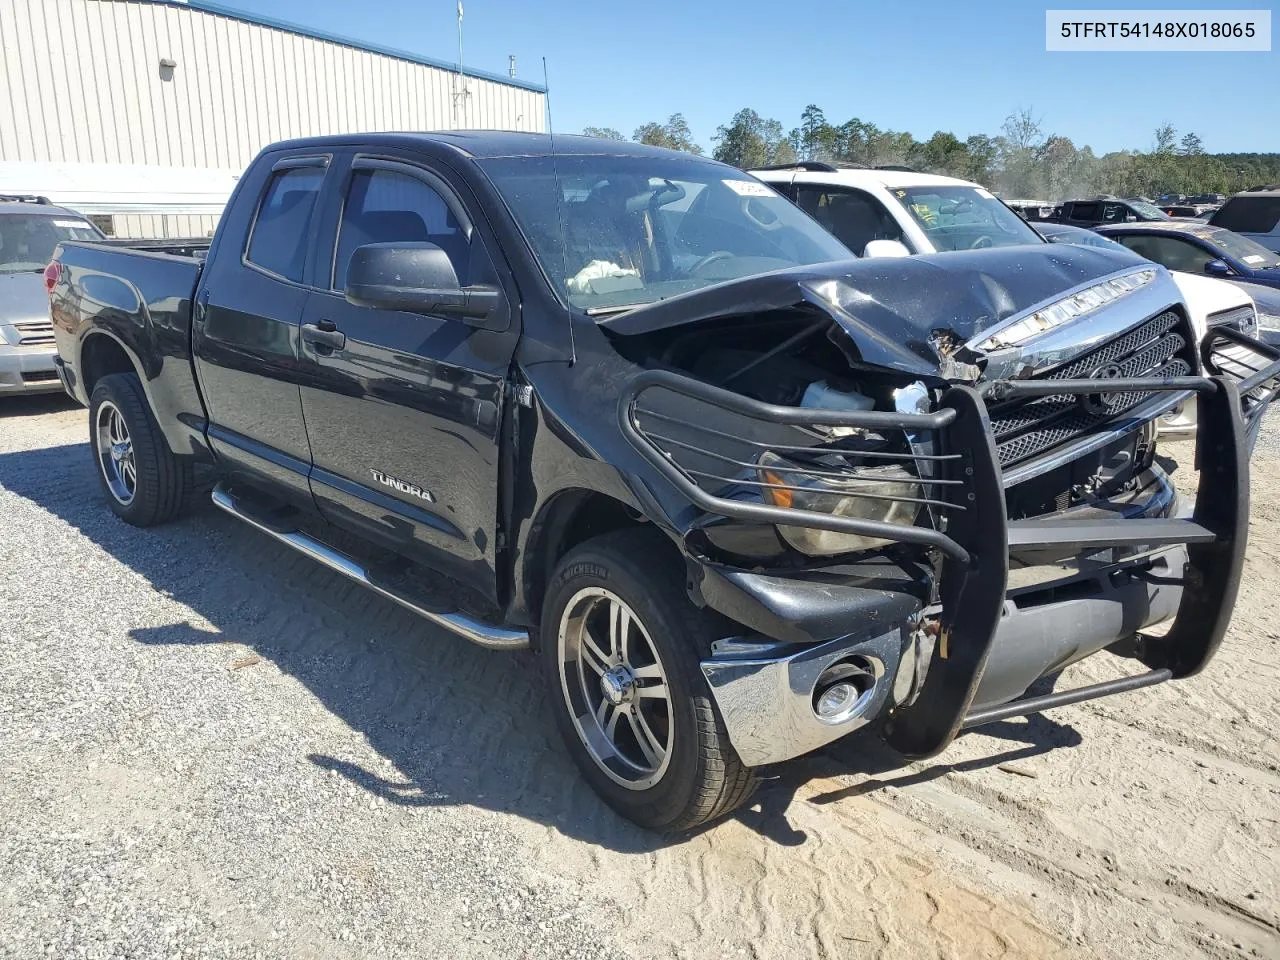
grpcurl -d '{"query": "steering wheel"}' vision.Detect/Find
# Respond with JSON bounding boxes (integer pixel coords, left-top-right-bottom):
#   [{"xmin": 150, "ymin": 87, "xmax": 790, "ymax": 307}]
[
  {"xmin": 970, "ymin": 235, "xmax": 994, "ymax": 250},
  {"xmin": 690, "ymin": 250, "xmax": 734, "ymax": 276}
]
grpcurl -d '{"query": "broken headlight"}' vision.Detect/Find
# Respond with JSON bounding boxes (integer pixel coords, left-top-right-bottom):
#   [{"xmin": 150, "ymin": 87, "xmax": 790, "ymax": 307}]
[{"xmin": 757, "ymin": 450, "xmax": 922, "ymax": 556}]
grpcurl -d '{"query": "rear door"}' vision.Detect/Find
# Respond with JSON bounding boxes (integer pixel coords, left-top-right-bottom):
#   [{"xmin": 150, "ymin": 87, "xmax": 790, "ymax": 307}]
[
  {"xmin": 194, "ymin": 151, "xmax": 332, "ymax": 505},
  {"xmin": 297, "ymin": 152, "xmax": 521, "ymax": 603}
]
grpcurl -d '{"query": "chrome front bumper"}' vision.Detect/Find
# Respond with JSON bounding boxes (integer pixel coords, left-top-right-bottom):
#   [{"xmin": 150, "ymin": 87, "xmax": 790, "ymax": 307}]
[{"xmin": 700, "ymin": 626, "xmax": 904, "ymax": 767}]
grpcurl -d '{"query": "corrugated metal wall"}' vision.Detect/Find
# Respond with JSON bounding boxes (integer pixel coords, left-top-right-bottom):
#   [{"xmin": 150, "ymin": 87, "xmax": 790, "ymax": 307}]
[{"xmin": 0, "ymin": 0, "xmax": 545, "ymax": 169}]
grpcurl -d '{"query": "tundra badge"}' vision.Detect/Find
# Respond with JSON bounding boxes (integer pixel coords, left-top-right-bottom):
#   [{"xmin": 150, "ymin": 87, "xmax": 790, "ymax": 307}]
[{"xmin": 370, "ymin": 469, "xmax": 436, "ymax": 503}]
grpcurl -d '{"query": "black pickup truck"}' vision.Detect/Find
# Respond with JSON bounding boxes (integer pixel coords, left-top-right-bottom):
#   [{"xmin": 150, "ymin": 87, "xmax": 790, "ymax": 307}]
[{"xmin": 48, "ymin": 133, "xmax": 1280, "ymax": 831}]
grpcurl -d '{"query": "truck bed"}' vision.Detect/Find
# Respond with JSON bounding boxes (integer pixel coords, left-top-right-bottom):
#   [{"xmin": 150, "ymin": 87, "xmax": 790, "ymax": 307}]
[{"xmin": 50, "ymin": 240, "xmax": 209, "ymax": 458}]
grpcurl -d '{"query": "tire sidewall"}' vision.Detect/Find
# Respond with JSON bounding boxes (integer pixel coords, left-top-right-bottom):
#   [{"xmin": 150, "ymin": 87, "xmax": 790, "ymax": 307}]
[
  {"xmin": 89, "ymin": 374, "xmax": 161, "ymax": 525},
  {"xmin": 540, "ymin": 539, "xmax": 708, "ymax": 830}
]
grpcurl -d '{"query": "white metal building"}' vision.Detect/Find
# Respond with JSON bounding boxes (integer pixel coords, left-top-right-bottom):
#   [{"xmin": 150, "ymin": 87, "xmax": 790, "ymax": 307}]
[{"xmin": 0, "ymin": 0, "xmax": 545, "ymax": 236}]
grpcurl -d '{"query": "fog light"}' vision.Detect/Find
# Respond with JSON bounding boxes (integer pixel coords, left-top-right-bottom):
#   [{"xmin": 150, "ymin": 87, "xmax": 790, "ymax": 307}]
[
  {"xmin": 811, "ymin": 656, "xmax": 882, "ymax": 725},
  {"xmin": 815, "ymin": 682, "xmax": 859, "ymax": 719}
]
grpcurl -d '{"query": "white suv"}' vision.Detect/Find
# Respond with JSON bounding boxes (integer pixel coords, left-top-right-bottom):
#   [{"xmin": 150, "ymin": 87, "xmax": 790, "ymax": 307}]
[{"xmin": 751, "ymin": 161, "xmax": 1043, "ymax": 257}]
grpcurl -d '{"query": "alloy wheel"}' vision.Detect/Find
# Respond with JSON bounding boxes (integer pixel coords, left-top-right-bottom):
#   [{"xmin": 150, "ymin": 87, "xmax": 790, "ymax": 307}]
[
  {"xmin": 557, "ymin": 587, "xmax": 674, "ymax": 790},
  {"xmin": 95, "ymin": 400, "xmax": 137, "ymax": 506}
]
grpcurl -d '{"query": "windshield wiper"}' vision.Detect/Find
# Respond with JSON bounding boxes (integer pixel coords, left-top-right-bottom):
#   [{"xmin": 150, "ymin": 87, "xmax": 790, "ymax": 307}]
[{"xmin": 585, "ymin": 303, "xmax": 650, "ymax": 317}]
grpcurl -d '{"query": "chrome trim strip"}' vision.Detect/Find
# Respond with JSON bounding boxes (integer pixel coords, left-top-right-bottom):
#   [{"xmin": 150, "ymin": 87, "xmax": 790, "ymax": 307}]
[
  {"xmin": 700, "ymin": 626, "xmax": 903, "ymax": 767},
  {"xmin": 211, "ymin": 484, "xmax": 528, "ymax": 651}
]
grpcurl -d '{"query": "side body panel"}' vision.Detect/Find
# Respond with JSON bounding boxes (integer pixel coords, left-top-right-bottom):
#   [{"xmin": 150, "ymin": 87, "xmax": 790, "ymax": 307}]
[
  {"xmin": 192, "ymin": 150, "xmax": 335, "ymax": 506},
  {"xmin": 49, "ymin": 242, "xmax": 209, "ymax": 458}
]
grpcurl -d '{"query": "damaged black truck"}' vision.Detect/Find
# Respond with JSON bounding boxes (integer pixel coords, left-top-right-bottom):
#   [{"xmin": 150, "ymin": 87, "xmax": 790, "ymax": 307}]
[{"xmin": 48, "ymin": 134, "xmax": 1280, "ymax": 831}]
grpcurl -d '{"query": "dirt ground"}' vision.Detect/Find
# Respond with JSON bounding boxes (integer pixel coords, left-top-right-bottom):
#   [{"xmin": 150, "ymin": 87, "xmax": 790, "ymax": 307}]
[{"xmin": 1, "ymin": 394, "xmax": 1277, "ymax": 960}]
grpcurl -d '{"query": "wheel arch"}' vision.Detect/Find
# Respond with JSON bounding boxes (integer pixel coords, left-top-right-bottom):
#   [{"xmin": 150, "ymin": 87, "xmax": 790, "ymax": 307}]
[
  {"xmin": 521, "ymin": 488, "xmax": 677, "ymax": 642},
  {"xmin": 80, "ymin": 329, "xmax": 143, "ymax": 399}
]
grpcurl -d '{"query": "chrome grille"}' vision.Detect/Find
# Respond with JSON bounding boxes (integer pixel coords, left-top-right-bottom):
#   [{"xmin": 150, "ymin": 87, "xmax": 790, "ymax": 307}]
[
  {"xmin": 14, "ymin": 321, "xmax": 54, "ymax": 346},
  {"xmin": 985, "ymin": 310, "xmax": 1194, "ymax": 468}
]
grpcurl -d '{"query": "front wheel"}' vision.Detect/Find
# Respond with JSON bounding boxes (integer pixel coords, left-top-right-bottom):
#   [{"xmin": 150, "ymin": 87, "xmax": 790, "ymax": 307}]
[{"xmin": 540, "ymin": 529, "xmax": 757, "ymax": 832}]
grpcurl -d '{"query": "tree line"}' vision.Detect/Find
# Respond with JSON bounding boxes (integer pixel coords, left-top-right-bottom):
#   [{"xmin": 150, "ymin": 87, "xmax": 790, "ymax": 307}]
[{"xmin": 583, "ymin": 106, "xmax": 1280, "ymax": 201}]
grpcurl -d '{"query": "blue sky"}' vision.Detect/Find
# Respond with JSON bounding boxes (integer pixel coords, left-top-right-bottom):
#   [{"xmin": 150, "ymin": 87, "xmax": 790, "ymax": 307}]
[{"xmin": 226, "ymin": 0, "xmax": 1277, "ymax": 154}]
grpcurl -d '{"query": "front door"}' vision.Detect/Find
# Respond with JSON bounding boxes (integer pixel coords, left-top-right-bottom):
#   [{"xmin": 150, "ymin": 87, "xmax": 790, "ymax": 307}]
[
  {"xmin": 297, "ymin": 154, "xmax": 521, "ymax": 603},
  {"xmin": 194, "ymin": 153, "xmax": 332, "ymax": 506}
]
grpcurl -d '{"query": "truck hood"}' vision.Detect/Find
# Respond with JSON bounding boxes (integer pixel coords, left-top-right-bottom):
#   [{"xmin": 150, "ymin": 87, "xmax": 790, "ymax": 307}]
[
  {"xmin": 0, "ymin": 271, "xmax": 52, "ymax": 324},
  {"xmin": 600, "ymin": 244, "xmax": 1154, "ymax": 378}
]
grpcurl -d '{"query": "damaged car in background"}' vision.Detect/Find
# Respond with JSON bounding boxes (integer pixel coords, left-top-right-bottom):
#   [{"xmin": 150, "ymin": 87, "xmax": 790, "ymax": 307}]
[{"xmin": 48, "ymin": 135, "xmax": 1280, "ymax": 831}]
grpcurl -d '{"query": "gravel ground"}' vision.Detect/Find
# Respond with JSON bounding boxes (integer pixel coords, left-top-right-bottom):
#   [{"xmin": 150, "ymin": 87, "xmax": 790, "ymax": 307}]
[{"xmin": 1, "ymin": 393, "xmax": 1278, "ymax": 960}]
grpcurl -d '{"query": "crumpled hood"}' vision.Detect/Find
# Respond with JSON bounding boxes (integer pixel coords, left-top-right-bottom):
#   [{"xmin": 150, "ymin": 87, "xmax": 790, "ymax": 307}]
[
  {"xmin": 0, "ymin": 271, "xmax": 52, "ymax": 324},
  {"xmin": 601, "ymin": 244, "xmax": 1152, "ymax": 377}
]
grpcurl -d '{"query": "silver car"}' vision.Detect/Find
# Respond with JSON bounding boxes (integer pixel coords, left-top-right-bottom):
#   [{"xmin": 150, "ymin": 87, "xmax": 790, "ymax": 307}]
[{"xmin": 0, "ymin": 197, "xmax": 102, "ymax": 396}]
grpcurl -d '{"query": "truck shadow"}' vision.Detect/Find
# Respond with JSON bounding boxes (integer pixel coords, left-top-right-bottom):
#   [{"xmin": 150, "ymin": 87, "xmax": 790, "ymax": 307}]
[{"xmin": 1, "ymin": 439, "xmax": 1082, "ymax": 853}]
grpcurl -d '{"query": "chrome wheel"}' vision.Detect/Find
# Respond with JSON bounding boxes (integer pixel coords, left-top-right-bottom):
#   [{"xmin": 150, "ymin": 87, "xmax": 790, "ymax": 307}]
[
  {"xmin": 558, "ymin": 587, "xmax": 673, "ymax": 790},
  {"xmin": 95, "ymin": 400, "xmax": 136, "ymax": 505}
]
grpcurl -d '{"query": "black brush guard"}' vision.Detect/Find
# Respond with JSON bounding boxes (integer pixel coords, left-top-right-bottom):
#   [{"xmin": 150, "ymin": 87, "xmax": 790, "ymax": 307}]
[{"xmin": 619, "ymin": 328, "xmax": 1280, "ymax": 760}]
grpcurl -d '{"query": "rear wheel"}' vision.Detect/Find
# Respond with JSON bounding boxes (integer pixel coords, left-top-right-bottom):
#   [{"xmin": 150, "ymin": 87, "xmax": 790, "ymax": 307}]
[
  {"xmin": 541, "ymin": 529, "xmax": 757, "ymax": 831},
  {"xmin": 89, "ymin": 373, "xmax": 193, "ymax": 527}
]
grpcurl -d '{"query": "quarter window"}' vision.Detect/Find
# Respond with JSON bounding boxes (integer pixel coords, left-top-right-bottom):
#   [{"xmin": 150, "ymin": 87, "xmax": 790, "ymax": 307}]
[
  {"xmin": 1212, "ymin": 196, "xmax": 1280, "ymax": 235},
  {"xmin": 333, "ymin": 168, "xmax": 488, "ymax": 290},
  {"xmin": 245, "ymin": 166, "xmax": 325, "ymax": 283}
]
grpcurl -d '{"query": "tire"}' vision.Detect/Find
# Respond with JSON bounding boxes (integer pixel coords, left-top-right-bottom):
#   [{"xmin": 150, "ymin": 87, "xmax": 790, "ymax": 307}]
[
  {"xmin": 88, "ymin": 373, "xmax": 194, "ymax": 527},
  {"xmin": 540, "ymin": 528, "xmax": 757, "ymax": 832}
]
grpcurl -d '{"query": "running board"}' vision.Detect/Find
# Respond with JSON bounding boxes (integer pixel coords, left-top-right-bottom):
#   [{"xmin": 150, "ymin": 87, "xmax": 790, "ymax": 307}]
[
  {"xmin": 961, "ymin": 668, "xmax": 1173, "ymax": 729},
  {"xmin": 211, "ymin": 484, "xmax": 528, "ymax": 651}
]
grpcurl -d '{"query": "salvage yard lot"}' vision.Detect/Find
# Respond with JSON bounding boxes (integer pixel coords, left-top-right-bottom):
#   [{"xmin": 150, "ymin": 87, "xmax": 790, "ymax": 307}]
[{"xmin": 2, "ymin": 394, "xmax": 1277, "ymax": 960}]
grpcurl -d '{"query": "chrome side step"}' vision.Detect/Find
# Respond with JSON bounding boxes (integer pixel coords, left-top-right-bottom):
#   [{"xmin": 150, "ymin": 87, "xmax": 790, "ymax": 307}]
[{"xmin": 211, "ymin": 484, "xmax": 528, "ymax": 651}]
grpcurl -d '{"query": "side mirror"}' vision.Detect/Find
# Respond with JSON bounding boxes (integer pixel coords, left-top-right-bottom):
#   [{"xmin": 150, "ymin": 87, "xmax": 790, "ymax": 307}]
[
  {"xmin": 862, "ymin": 239, "xmax": 911, "ymax": 259},
  {"xmin": 344, "ymin": 242, "xmax": 499, "ymax": 323},
  {"xmin": 1125, "ymin": 214, "xmax": 1138, "ymax": 222},
  {"xmin": 1204, "ymin": 258, "xmax": 1232, "ymax": 277}
]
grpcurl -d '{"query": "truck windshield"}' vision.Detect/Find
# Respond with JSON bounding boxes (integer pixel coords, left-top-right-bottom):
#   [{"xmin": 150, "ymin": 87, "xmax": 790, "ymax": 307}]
[
  {"xmin": 478, "ymin": 155, "xmax": 851, "ymax": 313},
  {"xmin": 1205, "ymin": 228, "xmax": 1280, "ymax": 268},
  {"xmin": 889, "ymin": 185, "xmax": 1041, "ymax": 252},
  {"xmin": 0, "ymin": 214, "xmax": 100, "ymax": 273}
]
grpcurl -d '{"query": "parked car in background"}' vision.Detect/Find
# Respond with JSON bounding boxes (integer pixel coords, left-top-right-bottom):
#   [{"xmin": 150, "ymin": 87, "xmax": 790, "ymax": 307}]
[
  {"xmin": 1005, "ymin": 199, "xmax": 1055, "ymax": 221},
  {"xmin": 1209, "ymin": 186, "xmax": 1280, "ymax": 254},
  {"xmin": 1047, "ymin": 196, "xmax": 1173, "ymax": 227},
  {"xmin": 47, "ymin": 133, "xmax": 1280, "ymax": 831},
  {"xmin": 751, "ymin": 161, "xmax": 1043, "ymax": 256},
  {"xmin": 1095, "ymin": 221, "xmax": 1280, "ymax": 291},
  {"xmin": 0, "ymin": 195, "xmax": 103, "ymax": 396},
  {"xmin": 1034, "ymin": 221, "xmax": 1261, "ymax": 437}
]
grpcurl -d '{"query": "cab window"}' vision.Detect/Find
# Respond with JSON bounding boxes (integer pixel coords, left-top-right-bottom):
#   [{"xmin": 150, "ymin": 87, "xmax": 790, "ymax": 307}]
[
  {"xmin": 245, "ymin": 166, "xmax": 325, "ymax": 283},
  {"xmin": 1115, "ymin": 234, "xmax": 1215, "ymax": 273},
  {"xmin": 794, "ymin": 186, "xmax": 905, "ymax": 256},
  {"xmin": 332, "ymin": 168, "xmax": 493, "ymax": 290}
]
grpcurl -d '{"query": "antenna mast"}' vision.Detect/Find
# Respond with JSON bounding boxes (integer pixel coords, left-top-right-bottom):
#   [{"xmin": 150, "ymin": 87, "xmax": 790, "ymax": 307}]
[{"xmin": 453, "ymin": 1, "xmax": 469, "ymax": 128}]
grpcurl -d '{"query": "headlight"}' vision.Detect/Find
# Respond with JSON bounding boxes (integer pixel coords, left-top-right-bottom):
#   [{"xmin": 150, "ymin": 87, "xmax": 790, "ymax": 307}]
[
  {"xmin": 974, "ymin": 269, "xmax": 1157, "ymax": 351},
  {"xmin": 757, "ymin": 450, "xmax": 921, "ymax": 556}
]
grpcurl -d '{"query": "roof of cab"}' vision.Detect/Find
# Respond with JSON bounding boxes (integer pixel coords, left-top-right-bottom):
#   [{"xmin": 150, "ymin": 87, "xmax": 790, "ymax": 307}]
[
  {"xmin": 1095, "ymin": 220, "xmax": 1224, "ymax": 238},
  {"xmin": 265, "ymin": 130, "xmax": 725, "ymax": 163},
  {"xmin": 0, "ymin": 198, "xmax": 88, "ymax": 218},
  {"xmin": 752, "ymin": 165, "xmax": 982, "ymax": 191}
]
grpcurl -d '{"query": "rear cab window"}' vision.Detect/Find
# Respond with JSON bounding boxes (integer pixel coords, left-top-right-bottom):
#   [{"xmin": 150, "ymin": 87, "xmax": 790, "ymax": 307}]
[
  {"xmin": 245, "ymin": 166, "xmax": 326, "ymax": 282},
  {"xmin": 1212, "ymin": 196, "xmax": 1280, "ymax": 235}
]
